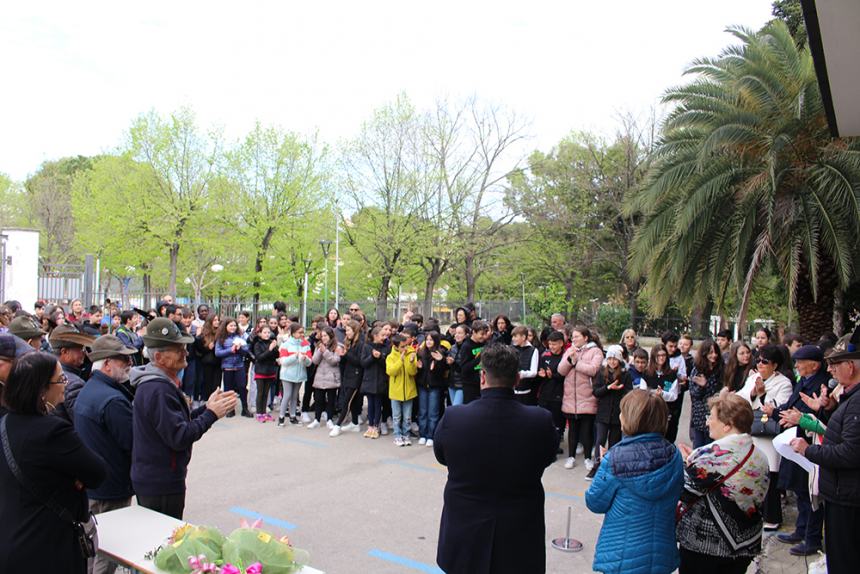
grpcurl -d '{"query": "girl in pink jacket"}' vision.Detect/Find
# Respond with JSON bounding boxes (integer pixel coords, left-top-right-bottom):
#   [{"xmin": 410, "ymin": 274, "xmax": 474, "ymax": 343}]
[{"xmin": 558, "ymin": 325, "xmax": 604, "ymax": 471}]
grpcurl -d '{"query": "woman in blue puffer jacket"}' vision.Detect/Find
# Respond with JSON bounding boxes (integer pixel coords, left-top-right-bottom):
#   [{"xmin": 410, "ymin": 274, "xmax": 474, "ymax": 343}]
[{"xmin": 586, "ymin": 389, "xmax": 684, "ymax": 574}]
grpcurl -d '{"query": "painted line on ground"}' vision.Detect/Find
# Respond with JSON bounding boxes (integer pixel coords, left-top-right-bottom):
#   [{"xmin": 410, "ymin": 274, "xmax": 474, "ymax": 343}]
[
  {"xmin": 381, "ymin": 458, "xmax": 445, "ymax": 474},
  {"xmin": 368, "ymin": 549, "xmax": 444, "ymax": 574},
  {"xmin": 229, "ymin": 506, "xmax": 297, "ymax": 530},
  {"xmin": 546, "ymin": 490, "xmax": 584, "ymax": 501},
  {"xmin": 280, "ymin": 436, "xmax": 328, "ymax": 449}
]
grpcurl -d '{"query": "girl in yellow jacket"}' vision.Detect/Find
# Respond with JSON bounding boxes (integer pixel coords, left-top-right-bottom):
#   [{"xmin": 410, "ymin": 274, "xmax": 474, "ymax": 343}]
[{"xmin": 386, "ymin": 333, "xmax": 418, "ymax": 446}]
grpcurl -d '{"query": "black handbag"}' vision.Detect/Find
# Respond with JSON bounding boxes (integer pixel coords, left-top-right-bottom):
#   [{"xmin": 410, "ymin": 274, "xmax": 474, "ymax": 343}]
[
  {"xmin": 0, "ymin": 415, "xmax": 98, "ymax": 559},
  {"xmin": 751, "ymin": 409, "xmax": 781, "ymax": 437}
]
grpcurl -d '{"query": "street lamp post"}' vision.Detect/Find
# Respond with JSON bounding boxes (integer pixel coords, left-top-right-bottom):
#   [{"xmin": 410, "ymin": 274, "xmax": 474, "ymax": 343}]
[
  {"xmin": 319, "ymin": 239, "xmax": 332, "ymax": 313},
  {"xmin": 520, "ymin": 273, "xmax": 527, "ymax": 323},
  {"xmin": 302, "ymin": 256, "xmax": 313, "ymax": 328}
]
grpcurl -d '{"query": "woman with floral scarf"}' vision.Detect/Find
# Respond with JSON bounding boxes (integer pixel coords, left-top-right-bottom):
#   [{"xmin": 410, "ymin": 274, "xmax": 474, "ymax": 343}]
[{"xmin": 676, "ymin": 392, "xmax": 769, "ymax": 574}]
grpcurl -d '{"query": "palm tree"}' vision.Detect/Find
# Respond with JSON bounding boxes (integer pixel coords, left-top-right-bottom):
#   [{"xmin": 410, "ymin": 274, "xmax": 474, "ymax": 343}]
[{"xmin": 629, "ymin": 21, "xmax": 860, "ymax": 342}]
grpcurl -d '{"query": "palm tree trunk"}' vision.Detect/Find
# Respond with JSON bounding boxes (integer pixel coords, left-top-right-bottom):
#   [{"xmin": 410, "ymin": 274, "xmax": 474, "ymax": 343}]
[{"xmin": 796, "ymin": 258, "xmax": 837, "ymax": 343}]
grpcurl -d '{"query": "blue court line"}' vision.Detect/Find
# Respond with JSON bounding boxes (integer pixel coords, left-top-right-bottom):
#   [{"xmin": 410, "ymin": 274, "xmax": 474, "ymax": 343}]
[
  {"xmin": 368, "ymin": 549, "xmax": 444, "ymax": 574},
  {"xmin": 280, "ymin": 436, "xmax": 328, "ymax": 448},
  {"xmin": 381, "ymin": 458, "xmax": 445, "ymax": 474},
  {"xmin": 546, "ymin": 491, "xmax": 583, "ymax": 501},
  {"xmin": 229, "ymin": 507, "xmax": 297, "ymax": 530}
]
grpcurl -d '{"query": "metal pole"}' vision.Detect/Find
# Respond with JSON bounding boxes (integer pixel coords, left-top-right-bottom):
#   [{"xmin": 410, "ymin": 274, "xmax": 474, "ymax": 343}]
[
  {"xmin": 323, "ymin": 260, "xmax": 329, "ymax": 313},
  {"xmin": 335, "ymin": 207, "xmax": 340, "ymax": 311},
  {"xmin": 302, "ymin": 269, "xmax": 309, "ymax": 328},
  {"xmin": 520, "ymin": 273, "xmax": 526, "ymax": 323}
]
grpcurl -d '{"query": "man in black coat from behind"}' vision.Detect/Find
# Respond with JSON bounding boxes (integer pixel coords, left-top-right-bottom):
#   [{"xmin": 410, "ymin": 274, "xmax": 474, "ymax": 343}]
[{"xmin": 434, "ymin": 343, "xmax": 558, "ymax": 574}]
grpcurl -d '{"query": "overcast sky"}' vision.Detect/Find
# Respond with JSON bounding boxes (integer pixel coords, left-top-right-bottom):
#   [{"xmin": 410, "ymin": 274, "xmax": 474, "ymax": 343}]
[{"xmin": 1, "ymin": 0, "xmax": 774, "ymax": 181}]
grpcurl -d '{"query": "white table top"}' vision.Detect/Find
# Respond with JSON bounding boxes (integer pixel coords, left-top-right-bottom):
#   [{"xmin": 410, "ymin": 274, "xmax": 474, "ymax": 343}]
[{"xmin": 95, "ymin": 505, "xmax": 323, "ymax": 574}]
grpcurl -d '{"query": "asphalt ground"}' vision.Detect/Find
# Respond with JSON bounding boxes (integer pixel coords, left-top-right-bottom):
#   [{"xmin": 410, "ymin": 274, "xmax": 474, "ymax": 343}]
[{"xmin": 174, "ymin": 392, "xmax": 814, "ymax": 574}]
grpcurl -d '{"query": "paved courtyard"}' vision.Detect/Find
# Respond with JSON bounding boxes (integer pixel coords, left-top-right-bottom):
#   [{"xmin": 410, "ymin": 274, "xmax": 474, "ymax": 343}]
[{"xmin": 167, "ymin": 397, "xmax": 818, "ymax": 574}]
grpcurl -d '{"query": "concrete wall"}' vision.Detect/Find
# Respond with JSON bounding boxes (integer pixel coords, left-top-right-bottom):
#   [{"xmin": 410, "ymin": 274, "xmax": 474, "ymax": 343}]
[{"xmin": 1, "ymin": 228, "xmax": 40, "ymax": 312}]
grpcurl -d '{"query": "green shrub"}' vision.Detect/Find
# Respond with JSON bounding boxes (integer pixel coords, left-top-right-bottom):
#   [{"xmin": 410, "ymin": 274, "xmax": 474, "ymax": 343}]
[{"xmin": 596, "ymin": 304, "xmax": 631, "ymax": 343}]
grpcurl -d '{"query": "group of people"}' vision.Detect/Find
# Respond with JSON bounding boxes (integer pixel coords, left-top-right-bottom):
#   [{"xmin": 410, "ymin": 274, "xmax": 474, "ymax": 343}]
[{"xmin": 1, "ymin": 293, "xmax": 859, "ymax": 574}]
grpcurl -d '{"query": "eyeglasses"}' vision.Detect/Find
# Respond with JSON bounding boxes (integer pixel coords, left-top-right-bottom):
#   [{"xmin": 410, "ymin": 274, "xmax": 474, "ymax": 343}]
[
  {"xmin": 349, "ymin": 308, "xmax": 360, "ymax": 312},
  {"xmin": 826, "ymin": 359, "xmax": 848, "ymax": 367},
  {"xmin": 49, "ymin": 373, "xmax": 69, "ymax": 386}
]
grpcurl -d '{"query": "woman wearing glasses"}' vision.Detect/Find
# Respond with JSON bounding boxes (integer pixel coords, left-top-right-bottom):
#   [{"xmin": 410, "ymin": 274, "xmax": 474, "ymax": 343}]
[
  {"xmin": 736, "ymin": 344, "xmax": 793, "ymax": 530},
  {"xmin": 0, "ymin": 352, "xmax": 106, "ymax": 573}
]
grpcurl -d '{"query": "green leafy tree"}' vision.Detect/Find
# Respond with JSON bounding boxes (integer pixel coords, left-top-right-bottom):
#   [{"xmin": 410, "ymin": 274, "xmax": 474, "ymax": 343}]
[
  {"xmin": 772, "ymin": 0, "xmax": 807, "ymax": 48},
  {"xmin": 629, "ymin": 22, "xmax": 860, "ymax": 342},
  {"xmin": 0, "ymin": 173, "xmax": 31, "ymax": 229}
]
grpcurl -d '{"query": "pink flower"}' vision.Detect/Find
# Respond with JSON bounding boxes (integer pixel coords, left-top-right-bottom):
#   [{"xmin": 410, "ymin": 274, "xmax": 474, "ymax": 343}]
[
  {"xmin": 221, "ymin": 565, "xmax": 241, "ymax": 574},
  {"xmin": 246, "ymin": 563, "xmax": 263, "ymax": 574}
]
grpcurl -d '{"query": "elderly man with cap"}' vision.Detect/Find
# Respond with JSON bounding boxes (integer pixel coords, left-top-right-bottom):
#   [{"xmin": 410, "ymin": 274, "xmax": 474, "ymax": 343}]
[
  {"xmin": 131, "ymin": 318, "xmax": 237, "ymax": 519},
  {"xmin": 49, "ymin": 323, "xmax": 97, "ymax": 423},
  {"xmin": 770, "ymin": 344, "xmax": 831, "ymax": 555},
  {"xmin": 0, "ymin": 334, "xmax": 34, "ymax": 417},
  {"xmin": 74, "ymin": 335, "xmax": 137, "ymax": 574},
  {"xmin": 8, "ymin": 315, "xmax": 46, "ymax": 350},
  {"xmin": 791, "ymin": 327, "xmax": 860, "ymax": 574}
]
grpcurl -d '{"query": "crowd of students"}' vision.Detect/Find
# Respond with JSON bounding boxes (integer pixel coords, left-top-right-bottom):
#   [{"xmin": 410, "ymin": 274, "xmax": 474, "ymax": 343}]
[{"xmin": 3, "ymin": 294, "xmax": 859, "ymax": 574}]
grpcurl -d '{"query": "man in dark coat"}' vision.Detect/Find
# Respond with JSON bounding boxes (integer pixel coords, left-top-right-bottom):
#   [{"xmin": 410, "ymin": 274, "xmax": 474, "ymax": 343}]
[
  {"xmin": 131, "ymin": 318, "xmax": 236, "ymax": 519},
  {"xmin": 773, "ymin": 345, "xmax": 829, "ymax": 555},
  {"xmin": 49, "ymin": 324, "xmax": 96, "ymax": 424},
  {"xmin": 74, "ymin": 335, "xmax": 138, "ymax": 574},
  {"xmin": 434, "ymin": 343, "xmax": 558, "ymax": 574},
  {"xmin": 792, "ymin": 328, "xmax": 860, "ymax": 574}
]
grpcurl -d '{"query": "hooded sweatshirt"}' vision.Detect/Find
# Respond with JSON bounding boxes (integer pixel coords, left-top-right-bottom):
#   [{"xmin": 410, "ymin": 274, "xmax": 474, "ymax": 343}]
[{"xmin": 130, "ymin": 363, "xmax": 217, "ymax": 496}]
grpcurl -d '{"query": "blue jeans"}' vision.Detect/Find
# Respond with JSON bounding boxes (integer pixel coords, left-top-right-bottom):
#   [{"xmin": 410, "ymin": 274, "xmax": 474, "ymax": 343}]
[
  {"xmin": 418, "ymin": 388, "xmax": 443, "ymax": 439},
  {"xmin": 794, "ymin": 485, "xmax": 823, "ymax": 546},
  {"xmin": 448, "ymin": 388, "xmax": 464, "ymax": 406},
  {"xmin": 391, "ymin": 399, "xmax": 413, "ymax": 439},
  {"xmin": 366, "ymin": 393, "xmax": 384, "ymax": 427},
  {"xmin": 690, "ymin": 427, "xmax": 710, "ymax": 449}
]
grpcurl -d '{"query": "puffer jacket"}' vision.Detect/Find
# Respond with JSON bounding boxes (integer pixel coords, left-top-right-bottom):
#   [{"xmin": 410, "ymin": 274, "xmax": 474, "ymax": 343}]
[
  {"xmin": 312, "ymin": 346, "xmax": 341, "ymax": 389},
  {"xmin": 340, "ymin": 344, "xmax": 364, "ymax": 389},
  {"xmin": 558, "ymin": 343, "xmax": 603, "ymax": 415},
  {"xmin": 360, "ymin": 341, "xmax": 389, "ymax": 395},
  {"xmin": 214, "ymin": 336, "xmax": 249, "ymax": 370},
  {"xmin": 386, "ymin": 346, "xmax": 418, "ymax": 402},
  {"xmin": 278, "ymin": 336, "xmax": 312, "ymax": 382},
  {"xmin": 586, "ymin": 433, "xmax": 684, "ymax": 574}
]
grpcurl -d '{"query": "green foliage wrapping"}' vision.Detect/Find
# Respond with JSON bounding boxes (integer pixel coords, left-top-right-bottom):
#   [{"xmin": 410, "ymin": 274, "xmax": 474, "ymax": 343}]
[
  {"xmin": 596, "ymin": 305, "xmax": 631, "ymax": 342},
  {"xmin": 221, "ymin": 528, "xmax": 310, "ymax": 574},
  {"xmin": 153, "ymin": 526, "xmax": 225, "ymax": 573}
]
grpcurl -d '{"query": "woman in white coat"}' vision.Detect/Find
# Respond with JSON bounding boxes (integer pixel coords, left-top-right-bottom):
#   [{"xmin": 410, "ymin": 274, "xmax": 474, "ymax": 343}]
[{"xmin": 736, "ymin": 344, "xmax": 793, "ymax": 530}]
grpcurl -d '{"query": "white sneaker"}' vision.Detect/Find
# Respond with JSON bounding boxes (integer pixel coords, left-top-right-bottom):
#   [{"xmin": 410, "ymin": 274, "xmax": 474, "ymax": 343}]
[
  {"xmin": 307, "ymin": 420, "xmax": 320, "ymax": 429},
  {"xmin": 394, "ymin": 437, "xmax": 404, "ymax": 447},
  {"xmin": 564, "ymin": 457, "xmax": 576, "ymax": 469},
  {"xmin": 576, "ymin": 444, "xmax": 584, "ymax": 456},
  {"xmin": 584, "ymin": 458, "xmax": 595, "ymax": 471},
  {"xmin": 329, "ymin": 425, "xmax": 342, "ymax": 437},
  {"xmin": 426, "ymin": 439, "xmax": 434, "ymax": 447},
  {"xmin": 403, "ymin": 437, "xmax": 412, "ymax": 446},
  {"xmin": 326, "ymin": 420, "xmax": 335, "ymax": 430},
  {"xmin": 418, "ymin": 437, "xmax": 427, "ymax": 446},
  {"xmin": 379, "ymin": 422, "xmax": 389, "ymax": 436},
  {"xmin": 321, "ymin": 412, "xmax": 328, "ymax": 423},
  {"xmin": 341, "ymin": 422, "xmax": 357, "ymax": 432},
  {"xmin": 300, "ymin": 412, "xmax": 311, "ymax": 424}
]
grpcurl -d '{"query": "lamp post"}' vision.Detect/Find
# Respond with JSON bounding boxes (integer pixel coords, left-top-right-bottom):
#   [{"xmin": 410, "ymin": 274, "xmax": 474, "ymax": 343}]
[
  {"xmin": 319, "ymin": 239, "xmax": 332, "ymax": 313},
  {"xmin": 334, "ymin": 205, "xmax": 340, "ymax": 311},
  {"xmin": 302, "ymin": 256, "xmax": 313, "ymax": 328},
  {"xmin": 520, "ymin": 273, "xmax": 527, "ymax": 323}
]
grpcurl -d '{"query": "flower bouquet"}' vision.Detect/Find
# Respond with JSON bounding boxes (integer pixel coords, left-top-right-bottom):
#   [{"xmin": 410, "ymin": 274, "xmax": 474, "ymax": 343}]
[
  {"xmin": 154, "ymin": 524, "xmax": 226, "ymax": 573},
  {"xmin": 222, "ymin": 523, "xmax": 310, "ymax": 574}
]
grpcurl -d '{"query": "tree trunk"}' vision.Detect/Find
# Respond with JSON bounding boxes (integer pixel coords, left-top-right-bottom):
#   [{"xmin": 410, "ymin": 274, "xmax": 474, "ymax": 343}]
[
  {"xmin": 376, "ymin": 274, "xmax": 391, "ymax": 321},
  {"xmin": 796, "ymin": 258, "xmax": 837, "ymax": 343},
  {"xmin": 168, "ymin": 242, "xmax": 179, "ymax": 297},
  {"xmin": 628, "ymin": 278, "xmax": 639, "ymax": 327},
  {"xmin": 464, "ymin": 256, "xmax": 477, "ymax": 303},
  {"xmin": 253, "ymin": 228, "xmax": 275, "ymax": 317},
  {"xmin": 423, "ymin": 258, "xmax": 445, "ymax": 318},
  {"xmin": 833, "ymin": 288, "xmax": 844, "ymax": 336}
]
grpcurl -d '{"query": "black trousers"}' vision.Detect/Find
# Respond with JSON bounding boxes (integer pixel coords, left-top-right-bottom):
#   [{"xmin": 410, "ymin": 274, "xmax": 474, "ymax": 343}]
[
  {"xmin": 463, "ymin": 384, "xmax": 481, "ymax": 404},
  {"xmin": 222, "ymin": 368, "xmax": 247, "ymax": 411},
  {"xmin": 595, "ymin": 421, "xmax": 622, "ymax": 453},
  {"xmin": 540, "ymin": 401, "xmax": 564, "ymax": 446},
  {"xmin": 566, "ymin": 413, "xmax": 595, "ymax": 460},
  {"xmin": 336, "ymin": 387, "xmax": 362, "ymax": 426},
  {"xmin": 764, "ymin": 471, "xmax": 782, "ymax": 524},
  {"xmin": 301, "ymin": 379, "xmax": 314, "ymax": 412},
  {"xmin": 255, "ymin": 377, "xmax": 275, "ymax": 414},
  {"xmin": 666, "ymin": 397, "xmax": 683, "ymax": 443},
  {"xmin": 824, "ymin": 501, "xmax": 860, "ymax": 574},
  {"xmin": 679, "ymin": 548, "xmax": 750, "ymax": 574},
  {"xmin": 201, "ymin": 363, "xmax": 221, "ymax": 398},
  {"xmin": 137, "ymin": 493, "xmax": 186, "ymax": 520},
  {"xmin": 313, "ymin": 388, "xmax": 337, "ymax": 421}
]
